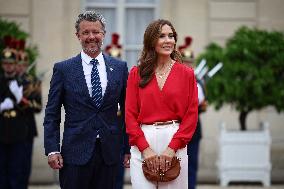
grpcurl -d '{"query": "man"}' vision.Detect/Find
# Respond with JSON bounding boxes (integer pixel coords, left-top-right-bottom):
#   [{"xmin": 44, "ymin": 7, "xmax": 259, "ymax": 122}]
[
  {"xmin": 104, "ymin": 33, "xmax": 125, "ymax": 189},
  {"xmin": 16, "ymin": 50, "xmax": 42, "ymax": 187},
  {"xmin": 0, "ymin": 48, "xmax": 29, "ymax": 189},
  {"xmin": 187, "ymin": 79, "xmax": 207, "ymax": 189},
  {"xmin": 44, "ymin": 11, "xmax": 130, "ymax": 189},
  {"xmin": 179, "ymin": 37, "xmax": 207, "ymax": 189}
]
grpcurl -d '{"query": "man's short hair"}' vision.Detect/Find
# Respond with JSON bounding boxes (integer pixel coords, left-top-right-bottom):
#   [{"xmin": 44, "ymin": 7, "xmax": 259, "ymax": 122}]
[{"xmin": 75, "ymin": 11, "xmax": 106, "ymax": 33}]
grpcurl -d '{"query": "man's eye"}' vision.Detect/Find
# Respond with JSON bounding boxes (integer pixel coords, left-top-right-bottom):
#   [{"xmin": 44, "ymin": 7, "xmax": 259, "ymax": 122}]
[
  {"xmin": 92, "ymin": 31, "xmax": 104, "ymax": 36},
  {"xmin": 83, "ymin": 31, "xmax": 89, "ymax": 35}
]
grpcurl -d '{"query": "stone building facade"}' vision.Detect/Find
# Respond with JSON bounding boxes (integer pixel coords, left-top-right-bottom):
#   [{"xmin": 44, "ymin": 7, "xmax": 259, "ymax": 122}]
[{"xmin": 0, "ymin": 0, "xmax": 283, "ymax": 184}]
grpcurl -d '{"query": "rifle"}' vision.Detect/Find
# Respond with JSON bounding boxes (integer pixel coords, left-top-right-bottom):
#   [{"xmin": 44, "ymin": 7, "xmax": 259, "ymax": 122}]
[
  {"xmin": 195, "ymin": 60, "xmax": 223, "ymax": 81},
  {"xmin": 207, "ymin": 62, "xmax": 223, "ymax": 78},
  {"xmin": 36, "ymin": 69, "xmax": 49, "ymax": 81},
  {"xmin": 197, "ymin": 66, "xmax": 208, "ymax": 80},
  {"xmin": 194, "ymin": 59, "xmax": 206, "ymax": 76},
  {"xmin": 26, "ymin": 61, "xmax": 37, "ymax": 74}
]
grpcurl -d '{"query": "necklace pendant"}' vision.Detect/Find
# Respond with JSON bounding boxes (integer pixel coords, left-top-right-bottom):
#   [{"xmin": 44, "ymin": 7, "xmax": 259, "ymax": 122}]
[{"xmin": 156, "ymin": 61, "xmax": 174, "ymax": 80}]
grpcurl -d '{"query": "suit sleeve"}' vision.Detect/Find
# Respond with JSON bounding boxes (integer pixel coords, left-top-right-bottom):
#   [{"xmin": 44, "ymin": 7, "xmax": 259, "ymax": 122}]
[
  {"xmin": 43, "ymin": 63, "xmax": 64, "ymax": 155},
  {"xmin": 119, "ymin": 62, "xmax": 131, "ymax": 154}
]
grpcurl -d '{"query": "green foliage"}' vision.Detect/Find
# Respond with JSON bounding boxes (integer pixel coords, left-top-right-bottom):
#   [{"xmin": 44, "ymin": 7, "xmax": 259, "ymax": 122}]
[
  {"xmin": 196, "ymin": 26, "xmax": 284, "ymax": 129},
  {"xmin": 0, "ymin": 17, "xmax": 39, "ymax": 75},
  {"xmin": 0, "ymin": 18, "xmax": 29, "ymax": 40}
]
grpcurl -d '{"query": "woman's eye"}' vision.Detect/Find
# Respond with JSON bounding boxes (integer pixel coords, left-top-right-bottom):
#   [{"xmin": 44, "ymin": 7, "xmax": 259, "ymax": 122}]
[{"xmin": 159, "ymin": 33, "xmax": 174, "ymax": 39}]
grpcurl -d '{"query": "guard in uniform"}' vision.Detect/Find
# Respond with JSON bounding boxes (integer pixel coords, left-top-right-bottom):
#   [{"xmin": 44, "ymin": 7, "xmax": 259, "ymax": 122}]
[
  {"xmin": 105, "ymin": 33, "xmax": 130, "ymax": 189},
  {"xmin": 105, "ymin": 33, "xmax": 122, "ymax": 58},
  {"xmin": 0, "ymin": 48, "xmax": 27, "ymax": 189},
  {"xmin": 16, "ymin": 44, "xmax": 42, "ymax": 188},
  {"xmin": 179, "ymin": 36, "xmax": 208, "ymax": 189},
  {"xmin": 178, "ymin": 36, "xmax": 194, "ymax": 64}
]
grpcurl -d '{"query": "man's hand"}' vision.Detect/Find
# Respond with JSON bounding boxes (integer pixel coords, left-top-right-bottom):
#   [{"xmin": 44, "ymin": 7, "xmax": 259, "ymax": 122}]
[
  {"xmin": 142, "ymin": 147, "xmax": 159, "ymax": 173},
  {"xmin": 123, "ymin": 154, "xmax": 131, "ymax": 168},
  {"xmin": 48, "ymin": 153, "xmax": 63, "ymax": 169},
  {"xmin": 9, "ymin": 80, "xmax": 23, "ymax": 103},
  {"xmin": 0, "ymin": 98, "xmax": 14, "ymax": 112},
  {"xmin": 200, "ymin": 100, "xmax": 208, "ymax": 112}
]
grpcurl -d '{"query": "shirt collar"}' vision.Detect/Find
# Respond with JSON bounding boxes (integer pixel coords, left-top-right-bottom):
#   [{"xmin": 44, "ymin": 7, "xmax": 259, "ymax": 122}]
[{"xmin": 81, "ymin": 51, "xmax": 104, "ymax": 65}]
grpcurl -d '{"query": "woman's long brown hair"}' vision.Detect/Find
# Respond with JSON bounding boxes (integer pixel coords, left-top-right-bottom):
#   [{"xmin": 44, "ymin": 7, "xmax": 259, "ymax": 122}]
[{"xmin": 138, "ymin": 19, "xmax": 182, "ymax": 88}]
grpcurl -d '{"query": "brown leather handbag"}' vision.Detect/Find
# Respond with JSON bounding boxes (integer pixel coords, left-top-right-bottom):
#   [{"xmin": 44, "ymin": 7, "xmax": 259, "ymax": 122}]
[{"xmin": 142, "ymin": 156, "xmax": 181, "ymax": 183}]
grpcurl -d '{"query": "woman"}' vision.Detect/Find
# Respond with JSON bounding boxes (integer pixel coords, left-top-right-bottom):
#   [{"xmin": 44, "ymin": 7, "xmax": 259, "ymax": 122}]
[{"xmin": 125, "ymin": 19, "xmax": 198, "ymax": 189}]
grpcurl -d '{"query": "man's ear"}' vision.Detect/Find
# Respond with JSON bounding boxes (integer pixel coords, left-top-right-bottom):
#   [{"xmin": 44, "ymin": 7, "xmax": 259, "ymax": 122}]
[{"xmin": 76, "ymin": 32, "xmax": 80, "ymax": 40}]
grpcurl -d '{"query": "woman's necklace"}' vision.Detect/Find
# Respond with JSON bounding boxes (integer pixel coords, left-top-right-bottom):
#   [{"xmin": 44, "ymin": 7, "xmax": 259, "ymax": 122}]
[{"xmin": 156, "ymin": 62, "xmax": 174, "ymax": 79}]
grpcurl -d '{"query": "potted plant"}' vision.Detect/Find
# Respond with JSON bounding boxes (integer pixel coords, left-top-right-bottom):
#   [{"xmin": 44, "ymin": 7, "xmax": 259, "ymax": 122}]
[
  {"xmin": 0, "ymin": 17, "xmax": 39, "ymax": 75},
  {"xmin": 196, "ymin": 26, "xmax": 284, "ymax": 186}
]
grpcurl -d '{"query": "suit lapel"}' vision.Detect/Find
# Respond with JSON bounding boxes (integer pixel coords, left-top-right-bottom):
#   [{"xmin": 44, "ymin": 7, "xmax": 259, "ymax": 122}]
[
  {"xmin": 72, "ymin": 53, "xmax": 117, "ymax": 108},
  {"xmin": 72, "ymin": 54, "xmax": 93, "ymax": 100},
  {"xmin": 102, "ymin": 54, "xmax": 116, "ymax": 105}
]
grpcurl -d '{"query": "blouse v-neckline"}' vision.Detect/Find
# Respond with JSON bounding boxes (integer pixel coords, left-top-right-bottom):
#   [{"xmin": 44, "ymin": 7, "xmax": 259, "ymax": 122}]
[{"xmin": 154, "ymin": 62, "xmax": 176, "ymax": 92}]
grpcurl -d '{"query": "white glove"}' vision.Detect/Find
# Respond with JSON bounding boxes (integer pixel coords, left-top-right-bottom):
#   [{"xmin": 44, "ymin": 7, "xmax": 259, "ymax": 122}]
[
  {"xmin": 9, "ymin": 80, "xmax": 23, "ymax": 103},
  {"xmin": 0, "ymin": 98, "xmax": 14, "ymax": 113}
]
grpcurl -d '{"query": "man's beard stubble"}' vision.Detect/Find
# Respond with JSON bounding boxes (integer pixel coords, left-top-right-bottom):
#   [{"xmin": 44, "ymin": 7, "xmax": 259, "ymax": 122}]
[
  {"xmin": 82, "ymin": 41, "xmax": 103, "ymax": 54},
  {"xmin": 83, "ymin": 47, "xmax": 101, "ymax": 54}
]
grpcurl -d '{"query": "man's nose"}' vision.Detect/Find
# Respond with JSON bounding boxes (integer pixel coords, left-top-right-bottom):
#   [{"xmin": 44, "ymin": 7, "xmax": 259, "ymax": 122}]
[{"xmin": 89, "ymin": 32, "xmax": 96, "ymax": 39}]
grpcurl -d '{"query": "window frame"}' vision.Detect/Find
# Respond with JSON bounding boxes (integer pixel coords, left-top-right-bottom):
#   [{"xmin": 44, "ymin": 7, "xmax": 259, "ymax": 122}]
[{"xmin": 83, "ymin": 0, "xmax": 160, "ymax": 68}]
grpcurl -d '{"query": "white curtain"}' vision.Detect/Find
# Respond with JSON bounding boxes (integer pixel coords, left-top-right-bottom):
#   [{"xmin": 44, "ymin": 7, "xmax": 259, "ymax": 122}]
[
  {"xmin": 125, "ymin": 8, "xmax": 154, "ymax": 45},
  {"xmin": 125, "ymin": 8, "xmax": 154, "ymax": 69}
]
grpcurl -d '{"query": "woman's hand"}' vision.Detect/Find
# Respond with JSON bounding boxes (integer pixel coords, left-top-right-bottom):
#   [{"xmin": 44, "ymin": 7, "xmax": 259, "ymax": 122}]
[
  {"xmin": 142, "ymin": 147, "xmax": 159, "ymax": 173},
  {"xmin": 160, "ymin": 147, "xmax": 176, "ymax": 172}
]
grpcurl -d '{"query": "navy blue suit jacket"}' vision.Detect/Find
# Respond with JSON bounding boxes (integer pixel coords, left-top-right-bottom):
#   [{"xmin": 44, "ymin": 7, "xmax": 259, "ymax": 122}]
[{"xmin": 44, "ymin": 53, "xmax": 129, "ymax": 165}]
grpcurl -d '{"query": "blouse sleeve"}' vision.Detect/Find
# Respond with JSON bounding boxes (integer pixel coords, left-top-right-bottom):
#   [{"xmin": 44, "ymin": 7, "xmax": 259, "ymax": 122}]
[
  {"xmin": 125, "ymin": 67, "xmax": 149, "ymax": 152},
  {"xmin": 168, "ymin": 69, "xmax": 198, "ymax": 151}
]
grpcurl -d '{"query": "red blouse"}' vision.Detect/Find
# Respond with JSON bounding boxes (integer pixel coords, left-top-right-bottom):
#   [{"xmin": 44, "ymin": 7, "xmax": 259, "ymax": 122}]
[{"xmin": 125, "ymin": 62, "xmax": 198, "ymax": 152}]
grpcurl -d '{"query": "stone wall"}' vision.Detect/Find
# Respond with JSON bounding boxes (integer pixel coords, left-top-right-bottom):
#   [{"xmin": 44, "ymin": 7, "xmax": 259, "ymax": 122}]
[{"xmin": 0, "ymin": 0, "xmax": 283, "ymax": 184}]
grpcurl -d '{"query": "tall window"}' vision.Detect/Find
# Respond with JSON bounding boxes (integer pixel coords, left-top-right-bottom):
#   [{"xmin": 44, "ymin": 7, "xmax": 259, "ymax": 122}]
[{"xmin": 84, "ymin": 0, "xmax": 160, "ymax": 69}]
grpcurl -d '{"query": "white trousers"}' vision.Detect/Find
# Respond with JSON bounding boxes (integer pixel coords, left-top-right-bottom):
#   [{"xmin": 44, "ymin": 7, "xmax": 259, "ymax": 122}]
[{"xmin": 130, "ymin": 123, "xmax": 188, "ymax": 189}]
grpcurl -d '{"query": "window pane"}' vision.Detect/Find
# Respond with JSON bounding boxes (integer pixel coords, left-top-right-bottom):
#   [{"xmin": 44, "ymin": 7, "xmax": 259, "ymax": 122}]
[
  {"xmin": 86, "ymin": 7, "xmax": 116, "ymax": 47},
  {"xmin": 86, "ymin": 0, "xmax": 117, "ymax": 3},
  {"xmin": 125, "ymin": 50, "xmax": 140, "ymax": 70},
  {"xmin": 125, "ymin": 8, "xmax": 154, "ymax": 45}
]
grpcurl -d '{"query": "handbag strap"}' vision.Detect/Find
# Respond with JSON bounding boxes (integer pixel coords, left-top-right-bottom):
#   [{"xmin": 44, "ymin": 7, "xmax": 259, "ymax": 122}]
[{"xmin": 156, "ymin": 181, "xmax": 158, "ymax": 189}]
